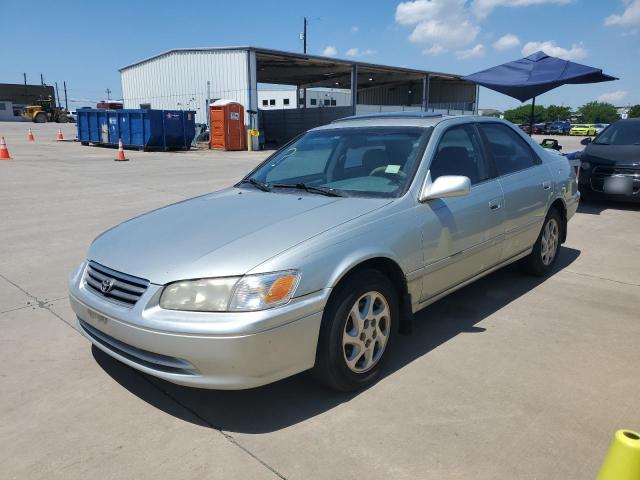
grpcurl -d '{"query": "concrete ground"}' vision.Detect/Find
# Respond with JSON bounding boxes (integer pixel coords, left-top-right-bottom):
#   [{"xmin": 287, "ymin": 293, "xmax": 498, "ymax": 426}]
[{"xmin": 1, "ymin": 122, "xmax": 639, "ymax": 480}]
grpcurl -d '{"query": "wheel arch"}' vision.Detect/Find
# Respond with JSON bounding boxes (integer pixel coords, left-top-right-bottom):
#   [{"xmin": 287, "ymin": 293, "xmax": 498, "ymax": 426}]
[
  {"xmin": 549, "ymin": 197, "xmax": 568, "ymax": 243},
  {"xmin": 330, "ymin": 255, "xmax": 414, "ymax": 335}
]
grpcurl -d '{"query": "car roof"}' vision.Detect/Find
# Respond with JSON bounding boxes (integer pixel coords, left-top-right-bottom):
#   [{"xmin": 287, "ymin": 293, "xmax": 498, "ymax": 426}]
[{"xmin": 312, "ymin": 113, "xmax": 504, "ymax": 131}]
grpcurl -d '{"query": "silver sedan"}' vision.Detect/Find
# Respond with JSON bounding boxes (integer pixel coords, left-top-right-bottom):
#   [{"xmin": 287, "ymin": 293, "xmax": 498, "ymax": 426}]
[{"xmin": 68, "ymin": 113, "xmax": 579, "ymax": 391}]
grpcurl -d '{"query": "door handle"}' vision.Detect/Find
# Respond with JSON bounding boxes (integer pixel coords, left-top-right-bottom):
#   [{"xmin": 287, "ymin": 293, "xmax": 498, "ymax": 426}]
[
  {"xmin": 489, "ymin": 200, "xmax": 501, "ymax": 210},
  {"xmin": 542, "ymin": 181, "xmax": 552, "ymax": 190}
]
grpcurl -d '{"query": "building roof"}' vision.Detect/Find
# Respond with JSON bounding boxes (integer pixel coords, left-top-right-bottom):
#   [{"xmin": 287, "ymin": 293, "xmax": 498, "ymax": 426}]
[{"xmin": 119, "ymin": 46, "xmax": 466, "ymax": 84}]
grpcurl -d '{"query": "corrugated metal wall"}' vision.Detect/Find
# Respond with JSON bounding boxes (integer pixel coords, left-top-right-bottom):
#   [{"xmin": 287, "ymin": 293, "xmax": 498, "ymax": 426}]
[
  {"xmin": 260, "ymin": 107, "xmax": 352, "ymax": 144},
  {"xmin": 358, "ymin": 80, "xmax": 476, "ymax": 112},
  {"xmin": 121, "ymin": 50, "xmax": 249, "ymax": 124}
]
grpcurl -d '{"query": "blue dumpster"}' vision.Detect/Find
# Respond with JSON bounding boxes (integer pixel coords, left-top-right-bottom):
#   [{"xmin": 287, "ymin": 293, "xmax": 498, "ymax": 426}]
[{"xmin": 76, "ymin": 109, "xmax": 196, "ymax": 151}]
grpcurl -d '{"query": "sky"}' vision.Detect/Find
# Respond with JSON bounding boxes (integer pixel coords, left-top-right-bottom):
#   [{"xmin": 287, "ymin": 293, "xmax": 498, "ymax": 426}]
[{"xmin": 1, "ymin": 0, "xmax": 638, "ymax": 111}]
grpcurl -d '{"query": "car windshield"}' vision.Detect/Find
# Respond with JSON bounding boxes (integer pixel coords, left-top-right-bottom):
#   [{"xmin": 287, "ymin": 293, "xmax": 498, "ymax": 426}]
[
  {"xmin": 594, "ymin": 122, "xmax": 640, "ymax": 145},
  {"xmin": 244, "ymin": 126, "xmax": 432, "ymax": 198}
]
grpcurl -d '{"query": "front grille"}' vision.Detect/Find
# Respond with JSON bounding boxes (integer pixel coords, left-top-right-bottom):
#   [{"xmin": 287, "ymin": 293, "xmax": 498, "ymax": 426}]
[
  {"xmin": 84, "ymin": 261, "xmax": 149, "ymax": 307},
  {"xmin": 79, "ymin": 319, "xmax": 196, "ymax": 375},
  {"xmin": 589, "ymin": 165, "xmax": 640, "ymax": 194}
]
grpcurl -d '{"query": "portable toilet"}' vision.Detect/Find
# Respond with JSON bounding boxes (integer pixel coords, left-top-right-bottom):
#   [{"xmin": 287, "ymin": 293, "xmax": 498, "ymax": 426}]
[{"xmin": 209, "ymin": 100, "xmax": 245, "ymax": 151}]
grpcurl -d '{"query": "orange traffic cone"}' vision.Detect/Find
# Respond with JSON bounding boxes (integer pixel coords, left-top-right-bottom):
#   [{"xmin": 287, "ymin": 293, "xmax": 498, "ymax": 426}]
[
  {"xmin": 0, "ymin": 136, "xmax": 12, "ymax": 160},
  {"xmin": 56, "ymin": 128, "xmax": 64, "ymax": 141},
  {"xmin": 114, "ymin": 138, "xmax": 128, "ymax": 162},
  {"xmin": 27, "ymin": 128, "xmax": 35, "ymax": 142}
]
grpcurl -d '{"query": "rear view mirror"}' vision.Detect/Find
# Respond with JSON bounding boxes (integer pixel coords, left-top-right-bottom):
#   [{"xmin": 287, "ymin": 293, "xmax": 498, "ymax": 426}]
[
  {"xmin": 420, "ymin": 175, "xmax": 471, "ymax": 201},
  {"xmin": 580, "ymin": 137, "xmax": 592, "ymax": 146}
]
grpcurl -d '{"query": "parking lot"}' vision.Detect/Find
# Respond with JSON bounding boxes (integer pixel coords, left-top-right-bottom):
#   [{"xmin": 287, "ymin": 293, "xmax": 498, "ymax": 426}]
[{"xmin": 1, "ymin": 122, "xmax": 639, "ymax": 479}]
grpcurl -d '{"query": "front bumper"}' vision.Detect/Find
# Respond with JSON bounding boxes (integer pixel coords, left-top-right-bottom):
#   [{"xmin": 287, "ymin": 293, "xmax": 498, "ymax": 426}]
[
  {"xmin": 579, "ymin": 168, "xmax": 640, "ymax": 203},
  {"xmin": 69, "ymin": 263, "xmax": 328, "ymax": 389}
]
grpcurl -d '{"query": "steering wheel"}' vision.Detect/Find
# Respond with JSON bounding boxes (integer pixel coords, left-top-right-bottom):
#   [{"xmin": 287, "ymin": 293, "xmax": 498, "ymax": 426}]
[{"xmin": 369, "ymin": 166, "xmax": 407, "ymax": 183}]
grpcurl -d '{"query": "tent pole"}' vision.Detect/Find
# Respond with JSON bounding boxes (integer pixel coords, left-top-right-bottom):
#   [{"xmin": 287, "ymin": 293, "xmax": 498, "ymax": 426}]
[{"xmin": 529, "ymin": 97, "xmax": 535, "ymax": 136}]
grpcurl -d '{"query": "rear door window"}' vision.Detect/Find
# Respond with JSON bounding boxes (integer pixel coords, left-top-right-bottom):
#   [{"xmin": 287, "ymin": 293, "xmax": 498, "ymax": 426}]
[{"xmin": 479, "ymin": 123, "xmax": 539, "ymax": 176}]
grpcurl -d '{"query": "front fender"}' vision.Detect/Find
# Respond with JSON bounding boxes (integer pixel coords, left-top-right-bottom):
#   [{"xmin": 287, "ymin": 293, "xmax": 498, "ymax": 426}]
[{"xmin": 246, "ymin": 204, "xmax": 424, "ymax": 301}]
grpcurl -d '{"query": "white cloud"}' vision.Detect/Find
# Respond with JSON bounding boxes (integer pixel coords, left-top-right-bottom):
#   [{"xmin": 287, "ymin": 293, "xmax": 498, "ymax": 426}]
[
  {"xmin": 321, "ymin": 46, "xmax": 337, "ymax": 57},
  {"xmin": 493, "ymin": 34, "xmax": 520, "ymax": 50},
  {"xmin": 456, "ymin": 44, "xmax": 486, "ymax": 59},
  {"xmin": 345, "ymin": 48, "xmax": 376, "ymax": 57},
  {"xmin": 422, "ymin": 45, "xmax": 445, "ymax": 56},
  {"xmin": 395, "ymin": 0, "xmax": 480, "ymax": 50},
  {"xmin": 521, "ymin": 40, "xmax": 588, "ymax": 60},
  {"xmin": 351, "ymin": 25, "xmax": 359, "ymax": 33},
  {"xmin": 597, "ymin": 90, "xmax": 628, "ymax": 103},
  {"xmin": 473, "ymin": 0, "xmax": 571, "ymax": 19},
  {"xmin": 605, "ymin": 0, "xmax": 640, "ymax": 27}
]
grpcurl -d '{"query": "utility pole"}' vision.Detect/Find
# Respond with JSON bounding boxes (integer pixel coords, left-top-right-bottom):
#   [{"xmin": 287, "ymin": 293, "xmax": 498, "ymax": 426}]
[
  {"xmin": 105, "ymin": 88, "xmax": 112, "ymax": 100},
  {"xmin": 40, "ymin": 73, "xmax": 44, "ymax": 86},
  {"xmin": 23, "ymin": 73, "xmax": 27, "ymax": 85},
  {"xmin": 303, "ymin": 17, "xmax": 307, "ymax": 54},
  {"xmin": 63, "ymin": 81, "xmax": 68, "ymax": 111}
]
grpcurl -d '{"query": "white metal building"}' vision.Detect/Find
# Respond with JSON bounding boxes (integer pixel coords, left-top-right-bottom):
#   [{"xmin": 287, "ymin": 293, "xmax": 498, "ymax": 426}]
[
  {"xmin": 258, "ymin": 89, "xmax": 351, "ymax": 110},
  {"xmin": 120, "ymin": 46, "xmax": 478, "ymax": 145}
]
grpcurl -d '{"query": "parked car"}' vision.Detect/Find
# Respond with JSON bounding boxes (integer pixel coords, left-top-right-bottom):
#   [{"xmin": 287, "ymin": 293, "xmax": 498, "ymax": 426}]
[
  {"xmin": 578, "ymin": 118, "xmax": 640, "ymax": 203},
  {"xmin": 519, "ymin": 123, "xmax": 543, "ymax": 134},
  {"xmin": 547, "ymin": 121, "xmax": 572, "ymax": 135},
  {"xmin": 68, "ymin": 113, "xmax": 579, "ymax": 391},
  {"xmin": 593, "ymin": 123, "xmax": 609, "ymax": 135},
  {"xmin": 570, "ymin": 124, "xmax": 597, "ymax": 136}
]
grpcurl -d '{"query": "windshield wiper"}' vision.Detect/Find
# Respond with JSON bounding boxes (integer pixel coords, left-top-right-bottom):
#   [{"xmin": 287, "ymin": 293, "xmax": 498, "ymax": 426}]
[
  {"xmin": 271, "ymin": 183, "xmax": 345, "ymax": 197},
  {"xmin": 239, "ymin": 178, "xmax": 271, "ymax": 192}
]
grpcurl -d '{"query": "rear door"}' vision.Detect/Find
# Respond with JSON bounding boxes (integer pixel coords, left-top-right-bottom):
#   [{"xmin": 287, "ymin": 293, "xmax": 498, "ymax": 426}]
[
  {"xmin": 419, "ymin": 123, "xmax": 505, "ymax": 301},
  {"xmin": 478, "ymin": 123, "xmax": 552, "ymax": 260}
]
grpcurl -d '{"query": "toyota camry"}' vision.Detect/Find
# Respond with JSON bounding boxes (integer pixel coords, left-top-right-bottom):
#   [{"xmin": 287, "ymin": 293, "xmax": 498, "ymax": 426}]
[{"xmin": 68, "ymin": 113, "xmax": 579, "ymax": 391}]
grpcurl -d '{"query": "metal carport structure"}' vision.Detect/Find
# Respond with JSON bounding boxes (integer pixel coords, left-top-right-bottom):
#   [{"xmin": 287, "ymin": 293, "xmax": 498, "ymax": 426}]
[{"xmin": 120, "ymin": 46, "xmax": 477, "ymax": 147}]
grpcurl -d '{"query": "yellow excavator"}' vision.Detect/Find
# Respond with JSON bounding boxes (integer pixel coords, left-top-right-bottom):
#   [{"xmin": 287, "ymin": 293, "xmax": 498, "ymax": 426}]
[{"xmin": 22, "ymin": 97, "xmax": 69, "ymax": 123}]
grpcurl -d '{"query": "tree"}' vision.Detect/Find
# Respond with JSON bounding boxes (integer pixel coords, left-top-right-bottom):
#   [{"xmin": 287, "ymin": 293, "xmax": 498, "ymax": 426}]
[
  {"xmin": 578, "ymin": 102, "xmax": 620, "ymax": 123},
  {"xmin": 503, "ymin": 104, "xmax": 545, "ymax": 124},
  {"xmin": 544, "ymin": 105, "xmax": 572, "ymax": 122},
  {"xmin": 628, "ymin": 105, "xmax": 640, "ymax": 118}
]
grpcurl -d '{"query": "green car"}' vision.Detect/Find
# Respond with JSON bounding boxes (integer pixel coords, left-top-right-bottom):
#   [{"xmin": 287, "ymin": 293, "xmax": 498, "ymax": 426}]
[{"xmin": 569, "ymin": 124, "xmax": 597, "ymax": 136}]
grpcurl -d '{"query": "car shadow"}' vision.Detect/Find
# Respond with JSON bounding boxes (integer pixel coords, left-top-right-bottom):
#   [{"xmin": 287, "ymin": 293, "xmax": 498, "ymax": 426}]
[
  {"xmin": 577, "ymin": 198, "xmax": 640, "ymax": 215},
  {"xmin": 94, "ymin": 247, "xmax": 580, "ymax": 434}
]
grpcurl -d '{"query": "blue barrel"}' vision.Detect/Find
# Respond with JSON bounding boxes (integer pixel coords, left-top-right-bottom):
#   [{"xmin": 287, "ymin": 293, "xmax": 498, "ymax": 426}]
[{"xmin": 76, "ymin": 109, "xmax": 196, "ymax": 151}]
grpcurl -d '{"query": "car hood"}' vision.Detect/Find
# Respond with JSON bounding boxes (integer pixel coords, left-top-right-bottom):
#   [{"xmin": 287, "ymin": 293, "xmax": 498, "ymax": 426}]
[
  {"xmin": 89, "ymin": 188, "xmax": 391, "ymax": 284},
  {"xmin": 583, "ymin": 144, "xmax": 640, "ymax": 166}
]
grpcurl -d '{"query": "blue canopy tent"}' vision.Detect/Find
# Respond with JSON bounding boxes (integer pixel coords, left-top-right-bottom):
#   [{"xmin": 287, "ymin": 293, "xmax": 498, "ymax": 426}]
[{"xmin": 462, "ymin": 51, "xmax": 617, "ymax": 134}]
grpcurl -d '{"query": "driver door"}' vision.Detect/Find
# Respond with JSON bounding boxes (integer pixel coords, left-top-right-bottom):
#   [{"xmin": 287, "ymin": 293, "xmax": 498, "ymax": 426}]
[{"xmin": 419, "ymin": 124, "xmax": 505, "ymax": 302}]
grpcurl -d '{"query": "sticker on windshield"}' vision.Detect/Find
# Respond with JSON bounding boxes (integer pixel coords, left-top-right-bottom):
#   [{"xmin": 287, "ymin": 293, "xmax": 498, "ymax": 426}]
[{"xmin": 385, "ymin": 165, "xmax": 401, "ymax": 174}]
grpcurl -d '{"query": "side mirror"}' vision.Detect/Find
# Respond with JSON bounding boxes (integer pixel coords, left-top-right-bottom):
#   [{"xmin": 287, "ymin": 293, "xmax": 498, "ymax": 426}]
[
  {"xmin": 580, "ymin": 137, "xmax": 592, "ymax": 146},
  {"xmin": 420, "ymin": 175, "xmax": 471, "ymax": 201}
]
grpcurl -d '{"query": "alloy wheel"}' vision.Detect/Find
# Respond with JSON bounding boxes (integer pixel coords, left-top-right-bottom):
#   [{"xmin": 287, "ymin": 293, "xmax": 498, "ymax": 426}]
[
  {"xmin": 540, "ymin": 218, "xmax": 560, "ymax": 266},
  {"xmin": 342, "ymin": 291, "xmax": 391, "ymax": 373}
]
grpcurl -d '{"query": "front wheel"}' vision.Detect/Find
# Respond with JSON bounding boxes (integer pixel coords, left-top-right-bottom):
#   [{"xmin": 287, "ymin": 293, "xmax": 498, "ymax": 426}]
[
  {"xmin": 520, "ymin": 209, "xmax": 562, "ymax": 276},
  {"xmin": 312, "ymin": 269, "xmax": 397, "ymax": 391},
  {"xmin": 34, "ymin": 112, "xmax": 47, "ymax": 123}
]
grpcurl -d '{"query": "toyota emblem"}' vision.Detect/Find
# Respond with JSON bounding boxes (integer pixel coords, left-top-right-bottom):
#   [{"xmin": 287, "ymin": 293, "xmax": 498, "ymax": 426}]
[{"xmin": 101, "ymin": 278, "xmax": 115, "ymax": 293}]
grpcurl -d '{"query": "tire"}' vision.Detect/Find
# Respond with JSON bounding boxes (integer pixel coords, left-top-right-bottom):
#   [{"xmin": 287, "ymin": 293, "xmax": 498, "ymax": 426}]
[
  {"xmin": 57, "ymin": 115, "xmax": 69, "ymax": 123},
  {"xmin": 520, "ymin": 208, "xmax": 563, "ymax": 276},
  {"xmin": 312, "ymin": 269, "xmax": 397, "ymax": 391},
  {"xmin": 34, "ymin": 113, "xmax": 47, "ymax": 123}
]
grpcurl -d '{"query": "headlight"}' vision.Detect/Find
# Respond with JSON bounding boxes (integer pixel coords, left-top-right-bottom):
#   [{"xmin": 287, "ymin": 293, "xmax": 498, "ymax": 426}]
[
  {"xmin": 159, "ymin": 270, "xmax": 300, "ymax": 312},
  {"xmin": 581, "ymin": 161, "xmax": 591, "ymax": 170}
]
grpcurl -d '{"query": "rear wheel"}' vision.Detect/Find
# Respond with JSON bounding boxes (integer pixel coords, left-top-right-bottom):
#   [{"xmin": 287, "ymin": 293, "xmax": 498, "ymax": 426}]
[
  {"xmin": 520, "ymin": 209, "xmax": 562, "ymax": 276},
  {"xmin": 57, "ymin": 114, "xmax": 69, "ymax": 123},
  {"xmin": 312, "ymin": 269, "xmax": 397, "ymax": 391},
  {"xmin": 34, "ymin": 112, "xmax": 47, "ymax": 123}
]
